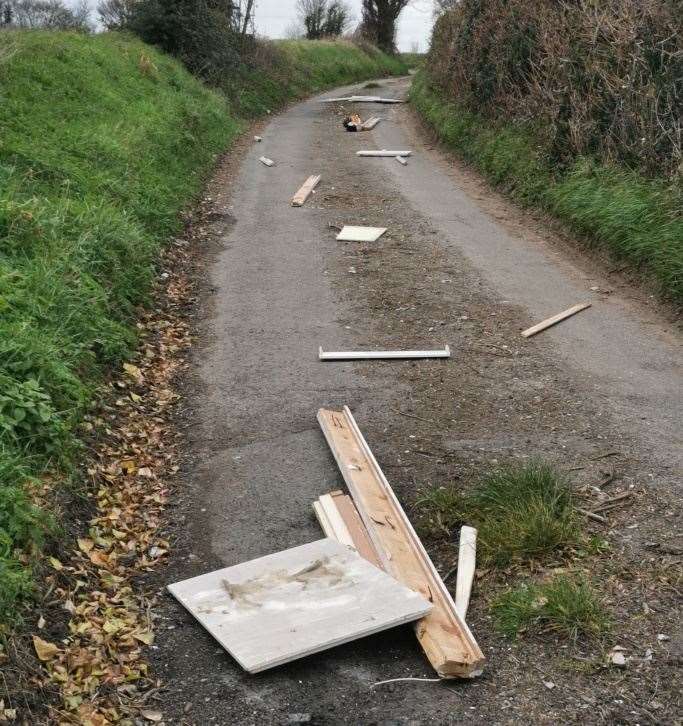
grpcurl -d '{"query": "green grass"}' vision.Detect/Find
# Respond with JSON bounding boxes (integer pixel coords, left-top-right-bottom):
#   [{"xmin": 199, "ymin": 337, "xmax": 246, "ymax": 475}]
[
  {"xmin": 417, "ymin": 461, "xmax": 580, "ymax": 567},
  {"xmin": 0, "ymin": 30, "xmax": 407, "ymax": 622},
  {"xmin": 410, "ymin": 73, "xmax": 683, "ymax": 302},
  {"xmin": 493, "ymin": 575, "xmax": 609, "ymax": 641},
  {"xmin": 222, "ymin": 39, "xmax": 408, "ymax": 117}
]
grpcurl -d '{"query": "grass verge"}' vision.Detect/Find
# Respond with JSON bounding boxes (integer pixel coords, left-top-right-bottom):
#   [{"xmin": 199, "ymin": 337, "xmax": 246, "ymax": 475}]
[
  {"xmin": 0, "ymin": 30, "xmax": 407, "ymax": 623},
  {"xmin": 417, "ymin": 461, "xmax": 580, "ymax": 567},
  {"xmin": 493, "ymin": 575, "xmax": 609, "ymax": 641},
  {"xmin": 409, "ymin": 73, "xmax": 683, "ymax": 302}
]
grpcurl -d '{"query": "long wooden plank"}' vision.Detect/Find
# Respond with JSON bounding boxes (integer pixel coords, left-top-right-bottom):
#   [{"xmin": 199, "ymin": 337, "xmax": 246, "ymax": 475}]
[
  {"xmin": 317, "ymin": 407, "xmax": 485, "ymax": 678},
  {"xmin": 291, "ymin": 175, "xmax": 321, "ymax": 207},
  {"xmin": 521, "ymin": 302, "xmax": 591, "ymax": 338},
  {"xmin": 357, "ymin": 150, "xmax": 412, "ymax": 157},
  {"xmin": 321, "ymin": 491, "xmax": 383, "ymax": 569},
  {"xmin": 454, "ymin": 526, "xmax": 477, "ymax": 618},
  {"xmin": 319, "ymin": 346, "xmax": 450, "ymax": 361}
]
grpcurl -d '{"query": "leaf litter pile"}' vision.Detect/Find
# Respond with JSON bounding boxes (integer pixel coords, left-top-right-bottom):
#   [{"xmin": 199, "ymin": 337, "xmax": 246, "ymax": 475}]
[{"xmin": 23, "ymin": 239, "xmax": 196, "ymax": 725}]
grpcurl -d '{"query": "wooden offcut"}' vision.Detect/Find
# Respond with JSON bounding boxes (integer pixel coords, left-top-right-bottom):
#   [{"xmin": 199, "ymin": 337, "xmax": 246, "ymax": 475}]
[
  {"xmin": 317, "ymin": 407, "xmax": 485, "ymax": 678},
  {"xmin": 361, "ymin": 117, "xmax": 381, "ymax": 130},
  {"xmin": 454, "ymin": 526, "xmax": 477, "ymax": 619},
  {"xmin": 395, "ymin": 156, "xmax": 408, "ymax": 166},
  {"xmin": 521, "ymin": 302, "xmax": 592, "ymax": 338},
  {"xmin": 291, "ymin": 175, "xmax": 321, "ymax": 207},
  {"xmin": 259, "ymin": 156, "xmax": 274, "ymax": 167},
  {"xmin": 313, "ymin": 491, "xmax": 383, "ymax": 569}
]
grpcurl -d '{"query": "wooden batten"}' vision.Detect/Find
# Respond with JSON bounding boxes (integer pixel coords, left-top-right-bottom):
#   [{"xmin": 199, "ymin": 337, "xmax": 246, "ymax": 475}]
[
  {"xmin": 521, "ymin": 302, "xmax": 591, "ymax": 338},
  {"xmin": 291, "ymin": 175, "xmax": 321, "ymax": 207},
  {"xmin": 317, "ymin": 407, "xmax": 485, "ymax": 678}
]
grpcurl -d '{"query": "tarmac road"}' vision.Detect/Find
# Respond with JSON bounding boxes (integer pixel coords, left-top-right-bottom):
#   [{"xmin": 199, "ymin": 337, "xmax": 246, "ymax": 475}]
[{"xmin": 149, "ymin": 77, "xmax": 682, "ymax": 725}]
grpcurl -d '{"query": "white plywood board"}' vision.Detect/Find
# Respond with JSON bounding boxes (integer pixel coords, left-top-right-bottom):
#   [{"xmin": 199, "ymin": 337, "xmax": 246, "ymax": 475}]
[
  {"xmin": 168, "ymin": 538, "xmax": 431, "ymax": 673},
  {"xmin": 336, "ymin": 226, "xmax": 387, "ymax": 242}
]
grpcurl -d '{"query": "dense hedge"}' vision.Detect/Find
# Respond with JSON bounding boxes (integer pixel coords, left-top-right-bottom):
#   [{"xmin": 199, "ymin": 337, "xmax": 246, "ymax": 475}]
[{"xmin": 427, "ymin": 0, "xmax": 681, "ymax": 178}]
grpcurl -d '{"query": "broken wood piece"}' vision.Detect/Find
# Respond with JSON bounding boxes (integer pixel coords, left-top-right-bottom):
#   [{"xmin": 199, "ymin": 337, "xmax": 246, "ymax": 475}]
[
  {"xmin": 254, "ymin": 135, "xmax": 262, "ymax": 142},
  {"xmin": 592, "ymin": 491, "xmax": 632, "ymax": 512},
  {"xmin": 454, "ymin": 526, "xmax": 477, "ymax": 619},
  {"xmin": 168, "ymin": 539, "xmax": 431, "ymax": 673},
  {"xmin": 259, "ymin": 156, "xmax": 274, "ymax": 167},
  {"xmin": 336, "ymin": 225, "xmax": 387, "ymax": 242},
  {"xmin": 361, "ymin": 117, "xmax": 381, "ymax": 130},
  {"xmin": 319, "ymin": 346, "xmax": 450, "ymax": 361},
  {"xmin": 357, "ymin": 150, "xmax": 412, "ymax": 157},
  {"xmin": 521, "ymin": 302, "xmax": 591, "ymax": 338},
  {"xmin": 577, "ymin": 507, "xmax": 608, "ymax": 524},
  {"xmin": 395, "ymin": 156, "xmax": 408, "ymax": 166},
  {"xmin": 317, "ymin": 407, "xmax": 485, "ymax": 678},
  {"xmin": 313, "ymin": 491, "xmax": 383, "ymax": 569},
  {"xmin": 291, "ymin": 174, "xmax": 321, "ymax": 207}
]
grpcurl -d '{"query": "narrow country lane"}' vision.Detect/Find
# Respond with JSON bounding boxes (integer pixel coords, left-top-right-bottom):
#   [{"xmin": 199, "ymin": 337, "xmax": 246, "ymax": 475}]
[{"xmin": 149, "ymin": 77, "xmax": 682, "ymax": 725}]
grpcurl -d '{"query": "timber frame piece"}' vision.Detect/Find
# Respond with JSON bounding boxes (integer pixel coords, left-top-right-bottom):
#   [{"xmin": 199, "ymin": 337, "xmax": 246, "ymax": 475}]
[
  {"xmin": 291, "ymin": 175, "xmax": 321, "ymax": 207},
  {"xmin": 317, "ymin": 406, "xmax": 485, "ymax": 679}
]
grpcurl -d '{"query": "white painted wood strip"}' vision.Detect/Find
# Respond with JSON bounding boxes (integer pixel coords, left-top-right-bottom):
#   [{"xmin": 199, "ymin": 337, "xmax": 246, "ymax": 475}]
[
  {"xmin": 167, "ymin": 538, "xmax": 432, "ymax": 673},
  {"xmin": 321, "ymin": 96, "xmax": 404, "ymax": 104},
  {"xmin": 357, "ymin": 150, "xmax": 412, "ymax": 157},
  {"xmin": 395, "ymin": 156, "xmax": 408, "ymax": 166},
  {"xmin": 521, "ymin": 302, "xmax": 592, "ymax": 338},
  {"xmin": 291, "ymin": 174, "xmax": 321, "ymax": 207},
  {"xmin": 319, "ymin": 346, "xmax": 450, "ymax": 361},
  {"xmin": 454, "ymin": 526, "xmax": 477, "ymax": 619},
  {"xmin": 336, "ymin": 225, "xmax": 387, "ymax": 242},
  {"xmin": 259, "ymin": 156, "xmax": 274, "ymax": 167}
]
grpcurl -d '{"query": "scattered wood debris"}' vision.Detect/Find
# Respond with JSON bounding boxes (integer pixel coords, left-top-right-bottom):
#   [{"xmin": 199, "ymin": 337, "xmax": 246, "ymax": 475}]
[
  {"xmin": 259, "ymin": 156, "xmax": 274, "ymax": 167},
  {"xmin": 317, "ymin": 406, "xmax": 485, "ymax": 678},
  {"xmin": 521, "ymin": 302, "xmax": 592, "ymax": 337},
  {"xmin": 291, "ymin": 174, "xmax": 321, "ymax": 207},
  {"xmin": 318, "ymin": 346, "xmax": 450, "ymax": 361}
]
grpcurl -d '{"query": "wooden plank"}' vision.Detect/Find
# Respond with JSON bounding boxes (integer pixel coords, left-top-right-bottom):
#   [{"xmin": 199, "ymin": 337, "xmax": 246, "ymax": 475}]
[
  {"xmin": 395, "ymin": 156, "xmax": 408, "ymax": 166},
  {"xmin": 357, "ymin": 150, "xmax": 412, "ymax": 157},
  {"xmin": 320, "ymin": 96, "xmax": 404, "ymax": 104},
  {"xmin": 168, "ymin": 538, "xmax": 432, "ymax": 674},
  {"xmin": 291, "ymin": 174, "xmax": 321, "ymax": 207},
  {"xmin": 521, "ymin": 302, "xmax": 591, "ymax": 338},
  {"xmin": 317, "ymin": 407, "xmax": 485, "ymax": 678},
  {"xmin": 336, "ymin": 225, "xmax": 387, "ymax": 242},
  {"xmin": 259, "ymin": 156, "xmax": 274, "ymax": 167},
  {"xmin": 361, "ymin": 117, "xmax": 381, "ymax": 130},
  {"xmin": 454, "ymin": 526, "xmax": 477, "ymax": 619},
  {"xmin": 321, "ymin": 492, "xmax": 383, "ymax": 569},
  {"xmin": 319, "ymin": 346, "xmax": 450, "ymax": 361}
]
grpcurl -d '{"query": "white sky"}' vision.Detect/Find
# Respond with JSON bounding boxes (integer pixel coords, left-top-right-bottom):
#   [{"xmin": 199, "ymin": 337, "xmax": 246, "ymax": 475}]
[{"xmin": 254, "ymin": 0, "xmax": 435, "ymax": 51}]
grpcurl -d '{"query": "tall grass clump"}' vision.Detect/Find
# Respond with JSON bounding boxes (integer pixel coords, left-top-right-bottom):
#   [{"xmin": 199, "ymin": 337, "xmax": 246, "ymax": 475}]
[
  {"xmin": 417, "ymin": 461, "xmax": 580, "ymax": 567},
  {"xmin": 493, "ymin": 575, "xmax": 609, "ymax": 641}
]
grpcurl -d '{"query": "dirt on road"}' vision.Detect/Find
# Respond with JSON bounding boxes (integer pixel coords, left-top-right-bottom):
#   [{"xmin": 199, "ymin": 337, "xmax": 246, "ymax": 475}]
[{"xmin": 145, "ymin": 78, "xmax": 682, "ymax": 725}]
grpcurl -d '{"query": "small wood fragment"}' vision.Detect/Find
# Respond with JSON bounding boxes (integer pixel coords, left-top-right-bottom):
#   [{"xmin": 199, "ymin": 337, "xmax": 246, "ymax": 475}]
[
  {"xmin": 254, "ymin": 135, "xmax": 262, "ymax": 142},
  {"xmin": 259, "ymin": 156, "xmax": 274, "ymax": 167},
  {"xmin": 521, "ymin": 302, "xmax": 591, "ymax": 338},
  {"xmin": 395, "ymin": 156, "xmax": 408, "ymax": 166},
  {"xmin": 291, "ymin": 174, "xmax": 321, "ymax": 207},
  {"xmin": 577, "ymin": 507, "xmax": 608, "ymax": 524},
  {"xmin": 454, "ymin": 526, "xmax": 476, "ymax": 619},
  {"xmin": 361, "ymin": 117, "xmax": 381, "ymax": 130}
]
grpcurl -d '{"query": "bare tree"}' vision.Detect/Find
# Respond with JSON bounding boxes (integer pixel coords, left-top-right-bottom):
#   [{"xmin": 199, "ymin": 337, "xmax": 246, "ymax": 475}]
[
  {"xmin": 97, "ymin": 0, "xmax": 136, "ymax": 29},
  {"xmin": 296, "ymin": 0, "xmax": 351, "ymax": 40},
  {"xmin": 4, "ymin": 0, "xmax": 90, "ymax": 29},
  {"xmin": 358, "ymin": 0, "xmax": 409, "ymax": 52}
]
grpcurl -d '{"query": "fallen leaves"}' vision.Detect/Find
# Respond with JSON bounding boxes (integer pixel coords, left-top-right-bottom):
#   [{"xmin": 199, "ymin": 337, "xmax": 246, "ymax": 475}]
[{"xmin": 29, "ymin": 242, "xmax": 193, "ymax": 724}]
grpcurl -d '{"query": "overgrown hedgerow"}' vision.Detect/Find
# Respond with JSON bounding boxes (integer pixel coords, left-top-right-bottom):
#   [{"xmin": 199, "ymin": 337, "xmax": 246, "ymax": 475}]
[{"xmin": 0, "ymin": 29, "xmax": 406, "ymax": 621}]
